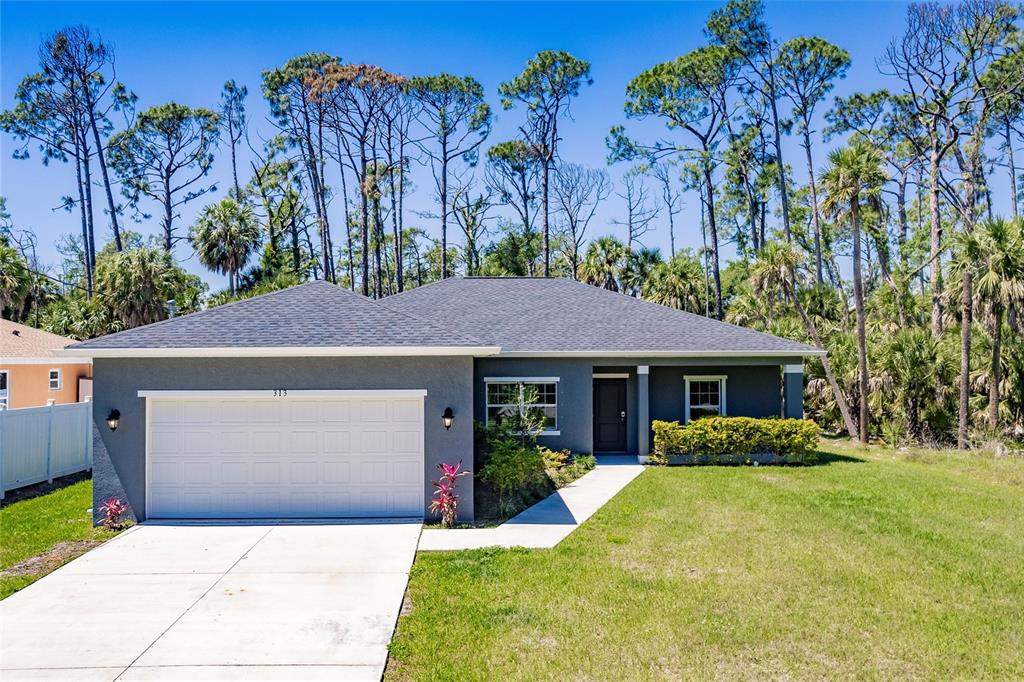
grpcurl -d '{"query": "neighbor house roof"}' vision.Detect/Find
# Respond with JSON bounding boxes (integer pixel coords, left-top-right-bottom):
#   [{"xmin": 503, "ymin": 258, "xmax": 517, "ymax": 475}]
[
  {"xmin": 1, "ymin": 319, "xmax": 88, "ymax": 362},
  {"xmin": 382, "ymin": 277, "xmax": 820, "ymax": 356},
  {"xmin": 62, "ymin": 281, "xmax": 498, "ymax": 357}
]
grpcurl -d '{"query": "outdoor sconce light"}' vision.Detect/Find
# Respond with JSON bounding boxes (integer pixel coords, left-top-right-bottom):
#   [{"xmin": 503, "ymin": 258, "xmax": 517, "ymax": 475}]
[
  {"xmin": 442, "ymin": 407, "xmax": 455, "ymax": 430},
  {"xmin": 106, "ymin": 409, "xmax": 121, "ymax": 432}
]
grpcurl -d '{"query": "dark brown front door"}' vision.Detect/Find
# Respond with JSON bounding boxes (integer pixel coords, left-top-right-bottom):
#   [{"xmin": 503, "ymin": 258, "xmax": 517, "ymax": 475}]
[{"xmin": 593, "ymin": 378, "xmax": 627, "ymax": 452}]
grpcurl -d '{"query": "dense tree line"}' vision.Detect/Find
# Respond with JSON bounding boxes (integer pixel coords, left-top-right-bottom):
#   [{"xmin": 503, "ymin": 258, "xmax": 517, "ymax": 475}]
[{"xmin": 2, "ymin": 0, "xmax": 1023, "ymax": 447}]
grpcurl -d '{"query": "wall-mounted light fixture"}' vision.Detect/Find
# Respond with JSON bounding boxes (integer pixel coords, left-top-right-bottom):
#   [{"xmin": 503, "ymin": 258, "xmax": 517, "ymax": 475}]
[
  {"xmin": 442, "ymin": 407, "xmax": 454, "ymax": 430},
  {"xmin": 106, "ymin": 409, "xmax": 121, "ymax": 432}
]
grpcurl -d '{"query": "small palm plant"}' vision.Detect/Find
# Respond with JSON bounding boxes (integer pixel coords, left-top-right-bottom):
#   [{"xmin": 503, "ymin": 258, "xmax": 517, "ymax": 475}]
[{"xmin": 430, "ymin": 462, "xmax": 470, "ymax": 528}]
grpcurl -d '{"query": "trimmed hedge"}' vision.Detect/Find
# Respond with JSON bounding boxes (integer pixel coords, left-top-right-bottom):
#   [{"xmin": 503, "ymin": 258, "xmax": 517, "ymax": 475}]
[{"xmin": 651, "ymin": 417, "xmax": 820, "ymax": 465}]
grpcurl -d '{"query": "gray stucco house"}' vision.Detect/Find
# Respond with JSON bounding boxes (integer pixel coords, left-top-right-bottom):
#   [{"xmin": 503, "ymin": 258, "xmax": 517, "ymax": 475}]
[{"xmin": 61, "ymin": 277, "xmax": 820, "ymax": 522}]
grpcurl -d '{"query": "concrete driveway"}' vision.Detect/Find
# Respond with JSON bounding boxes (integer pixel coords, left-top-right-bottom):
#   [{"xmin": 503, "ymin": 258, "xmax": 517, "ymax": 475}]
[{"xmin": 0, "ymin": 522, "xmax": 422, "ymax": 681}]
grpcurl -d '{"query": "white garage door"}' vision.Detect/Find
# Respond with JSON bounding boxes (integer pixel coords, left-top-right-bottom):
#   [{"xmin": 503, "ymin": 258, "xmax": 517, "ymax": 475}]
[{"xmin": 144, "ymin": 390, "xmax": 425, "ymax": 519}]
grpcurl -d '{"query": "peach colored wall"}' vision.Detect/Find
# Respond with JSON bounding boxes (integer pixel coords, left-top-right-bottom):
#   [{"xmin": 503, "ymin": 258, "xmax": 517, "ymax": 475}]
[{"xmin": 0, "ymin": 363, "xmax": 93, "ymax": 409}]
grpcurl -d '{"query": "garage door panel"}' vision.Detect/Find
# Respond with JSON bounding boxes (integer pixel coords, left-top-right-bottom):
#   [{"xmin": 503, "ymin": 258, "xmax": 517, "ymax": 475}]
[
  {"xmin": 359, "ymin": 430, "xmax": 388, "ymax": 452},
  {"xmin": 392, "ymin": 460, "xmax": 420, "ymax": 484},
  {"xmin": 288, "ymin": 400, "xmax": 321, "ymax": 422},
  {"xmin": 322, "ymin": 402, "xmax": 352, "ymax": 423},
  {"xmin": 359, "ymin": 400, "xmax": 388, "ymax": 422},
  {"xmin": 147, "ymin": 396, "xmax": 424, "ymax": 518},
  {"xmin": 392, "ymin": 430, "xmax": 421, "ymax": 453},
  {"xmin": 251, "ymin": 461, "xmax": 280, "ymax": 484},
  {"xmin": 181, "ymin": 400, "xmax": 214, "ymax": 424},
  {"xmin": 183, "ymin": 430, "xmax": 217, "ymax": 454},
  {"xmin": 323, "ymin": 461, "xmax": 351, "ymax": 483},
  {"xmin": 391, "ymin": 400, "xmax": 421, "ymax": 423},
  {"xmin": 323, "ymin": 431, "xmax": 352, "ymax": 454},
  {"xmin": 392, "ymin": 489, "xmax": 422, "ymax": 515},
  {"xmin": 251, "ymin": 431, "xmax": 283, "ymax": 453},
  {"xmin": 220, "ymin": 461, "xmax": 248, "ymax": 484}
]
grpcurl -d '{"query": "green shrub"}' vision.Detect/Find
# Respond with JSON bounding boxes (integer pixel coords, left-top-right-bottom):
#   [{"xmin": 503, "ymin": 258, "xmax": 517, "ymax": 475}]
[
  {"xmin": 651, "ymin": 417, "xmax": 820, "ymax": 465},
  {"xmin": 478, "ymin": 438, "xmax": 548, "ymax": 502},
  {"xmin": 547, "ymin": 453, "xmax": 597, "ymax": 488},
  {"xmin": 539, "ymin": 446, "xmax": 570, "ymax": 471}
]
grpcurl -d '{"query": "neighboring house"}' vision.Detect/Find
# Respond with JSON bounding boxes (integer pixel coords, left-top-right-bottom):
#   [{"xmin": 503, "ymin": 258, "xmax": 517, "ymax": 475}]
[
  {"xmin": 1, "ymin": 319, "xmax": 93, "ymax": 409},
  {"xmin": 60, "ymin": 278, "xmax": 820, "ymax": 522}
]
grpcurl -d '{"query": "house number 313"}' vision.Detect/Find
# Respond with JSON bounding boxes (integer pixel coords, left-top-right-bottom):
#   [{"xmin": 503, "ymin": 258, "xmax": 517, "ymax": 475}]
[{"xmin": 273, "ymin": 388, "xmax": 288, "ymax": 397}]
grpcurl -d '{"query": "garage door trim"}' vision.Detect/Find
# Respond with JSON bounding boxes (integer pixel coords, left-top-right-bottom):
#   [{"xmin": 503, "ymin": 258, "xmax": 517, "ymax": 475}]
[
  {"xmin": 138, "ymin": 389, "xmax": 428, "ymax": 399},
  {"xmin": 141, "ymin": 389, "xmax": 428, "ymax": 518}
]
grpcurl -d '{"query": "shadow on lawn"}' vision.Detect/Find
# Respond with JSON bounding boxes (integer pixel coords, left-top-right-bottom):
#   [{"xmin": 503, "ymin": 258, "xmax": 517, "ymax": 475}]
[
  {"xmin": 1, "ymin": 471, "xmax": 91, "ymax": 509},
  {"xmin": 812, "ymin": 451, "xmax": 867, "ymax": 466}
]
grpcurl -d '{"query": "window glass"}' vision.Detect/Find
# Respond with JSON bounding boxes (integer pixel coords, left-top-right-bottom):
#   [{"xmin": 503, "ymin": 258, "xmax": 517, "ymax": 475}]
[
  {"xmin": 688, "ymin": 379, "xmax": 722, "ymax": 421},
  {"xmin": 486, "ymin": 381, "xmax": 557, "ymax": 430},
  {"xmin": 49, "ymin": 369, "xmax": 61, "ymax": 390}
]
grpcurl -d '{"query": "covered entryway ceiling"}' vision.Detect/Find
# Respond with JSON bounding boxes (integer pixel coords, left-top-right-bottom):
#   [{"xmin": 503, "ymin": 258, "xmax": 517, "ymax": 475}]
[{"xmin": 143, "ymin": 390, "xmax": 425, "ymax": 518}]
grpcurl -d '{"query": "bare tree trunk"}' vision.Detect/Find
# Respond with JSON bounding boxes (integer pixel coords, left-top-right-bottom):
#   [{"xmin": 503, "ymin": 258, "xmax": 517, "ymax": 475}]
[
  {"xmin": 541, "ymin": 155, "xmax": 550, "ymax": 277},
  {"xmin": 803, "ymin": 130, "xmax": 823, "ymax": 283},
  {"xmin": 767, "ymin": 69, "xmax": 792, "ymax": 241},
  {"xmin": 959, "ymin": 268, "xmax": 974, "ymax": 449},
  {"xmin": 440, "ymin": 137, "xmax": 449, "ymax": 279},
  {"xmin": 929, "ymin": 139, "xmax": 944, "ymax": 336},
  {"xmin": 896, "ymin": 169, "xmax": 909, "ymax": 263},
  {"xmin": 852, "ymin": 201, "xmax": 870, "ymax": 443},
  {"xmin": 359, "ymin": 147, "xmax": 370, "ymax": 295},
  {"xmin": 989, "ymin": 300, "xmax": 1002, "ymax": 427},
  {"xmin": 73, "ymin": 148, "xmax": 93, "ymax": 297},
  {"xmin": 88, "ymin": 110, "xmax": 123, "ymax": 252},
  {"xmin": 1008, "ymin": 119, "xmax": 1019, "ymax": 220},
  {"xmin": 79, "ymin": 135, "xmax": 97, "ymax": 286},
  {"xmin": 702, "ymin": 168, "xmax": 723, "ymax": 320},
  {"xmin": 163, "ymin": 173, "xmax": 174, "ymax": 253},
  {"xmin": 790, "ymin": 277, "xmax": 858, "ymax": 440}
]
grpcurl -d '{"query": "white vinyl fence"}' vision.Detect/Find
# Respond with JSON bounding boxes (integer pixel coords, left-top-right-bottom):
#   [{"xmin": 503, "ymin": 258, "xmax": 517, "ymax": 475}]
[{"xmin": 0, "ymin": 400, "xmax": 93, "ymax": 498}]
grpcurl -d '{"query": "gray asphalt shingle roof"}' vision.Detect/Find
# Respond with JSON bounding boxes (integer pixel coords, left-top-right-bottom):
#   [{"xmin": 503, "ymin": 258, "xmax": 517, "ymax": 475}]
[
  {"xmin": 67, "ymin": 280, "xmax": 487, "ymax": 349},
  {"xmin": 382, "ymin": 277, "xmax": 817, "ymax": 354},
  {"xmin": 67, "ymin": 277, "xmax": 817, "ymax": 355}
]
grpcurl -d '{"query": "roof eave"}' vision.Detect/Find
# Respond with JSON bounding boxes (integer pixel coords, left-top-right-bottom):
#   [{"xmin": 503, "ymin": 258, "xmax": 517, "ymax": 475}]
[
  {"xmin": 57, "ymin": 345, "xmax": 502, "ymax": 359},
  {"xmin": 495, "ymin": 349, "xmax": 825, "ymax": 358}
]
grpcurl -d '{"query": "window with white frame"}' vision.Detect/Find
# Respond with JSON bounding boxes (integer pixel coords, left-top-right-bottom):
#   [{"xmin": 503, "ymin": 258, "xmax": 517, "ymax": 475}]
[
  {"xmin": 0, "ymin": 370, "xmax": 8, "ymax": 408},
  {"xmin": 48, "ymin": 368, "xmax": 62, "ymax": 391},
  {"xmin": 684, "ymin": 375, "xmax": 726, "ymax": 422},
  {"xmin": 485, "ymin": 379, "xmax": 558, "ymax": 432}
]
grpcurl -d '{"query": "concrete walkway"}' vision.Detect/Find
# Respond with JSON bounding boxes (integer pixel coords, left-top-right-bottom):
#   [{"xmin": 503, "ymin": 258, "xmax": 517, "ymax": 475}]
[
  {"xmin": 419, "ymin": 457, "xmax": 644, "ymax": 551},
  {"xmin": 1, "ymin": 522, "xmax": 421, "ymax": 681}
]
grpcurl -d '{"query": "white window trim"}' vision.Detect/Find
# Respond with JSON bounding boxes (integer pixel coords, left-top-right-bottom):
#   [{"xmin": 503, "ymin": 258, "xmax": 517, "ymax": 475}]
[
  {"xmin": 48, "ymin": 368, "xmax": 62, "ymax": 391},
  {"xmin": 0, "ymin": 369, "xmax": 9, "ymax": 408},
  {"xmin": 484, "ymin": 378, "xmax": 559, "ymax": 434},
  {"xmin": 683, "ymin": 375, "xmax": 727, "ymax": 423},
  {"xmin": 593, "ymin": 373, "xmax": 629, "ymax": 379}
]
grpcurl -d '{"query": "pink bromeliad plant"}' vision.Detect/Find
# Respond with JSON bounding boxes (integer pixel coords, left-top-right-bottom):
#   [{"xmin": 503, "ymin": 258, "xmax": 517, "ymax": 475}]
[
  {"xmin": 430, "ymin": 462, "xmax": 470, "ymax": 528},
  {"xmin": 99, "ymin": 497, "xmax": 129, "ymax": 529}
]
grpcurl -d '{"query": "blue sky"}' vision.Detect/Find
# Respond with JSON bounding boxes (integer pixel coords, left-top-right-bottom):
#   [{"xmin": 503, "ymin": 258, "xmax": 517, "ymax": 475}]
[{"xmin": 2, "ymin": 1, "xmax": 936, "ymax": 288}]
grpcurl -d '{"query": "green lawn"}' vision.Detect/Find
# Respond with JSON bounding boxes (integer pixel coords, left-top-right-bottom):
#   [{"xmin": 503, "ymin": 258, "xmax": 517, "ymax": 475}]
[
  {"xmin": 387, "ymin": 443, "xmax": 1024, "ymax": 680},
  {"xmin": 0, "ymin": 479, "xmax": 121, "ymax": 599}
]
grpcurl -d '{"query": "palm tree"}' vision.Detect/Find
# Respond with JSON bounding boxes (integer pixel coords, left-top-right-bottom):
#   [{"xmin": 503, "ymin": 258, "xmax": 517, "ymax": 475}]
[
  {"xmin": 821, "ymin": 143, "xmax": 887, "ymax": 443},
  {"xmin": 643, "ymin": 251, "xmax": 705, "ymax": 313},
  {"xmin": 95, "ymin": 246, "xmax": 189, "ymax": 329},
  {"xmin": 191, "ymin": 197, "xmax": 261, "ymax": 294},
  {"xmin": 878, "ymin": 327, "xmax": 952, "ymax": 441},
  {"xmin": 579, "ymin": 236, "xmax": 628, "ymax": 292},
  {"xmin": 747, "ymin": 241, "xmax": 858, "ymax": 439},
  {"xmin": 972, "ymin": 217, "xmax": 1024, "ymax": 427},
  {"xmin": 622, "ymin": 247, "xmax": 661, "ymax": 297}
]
